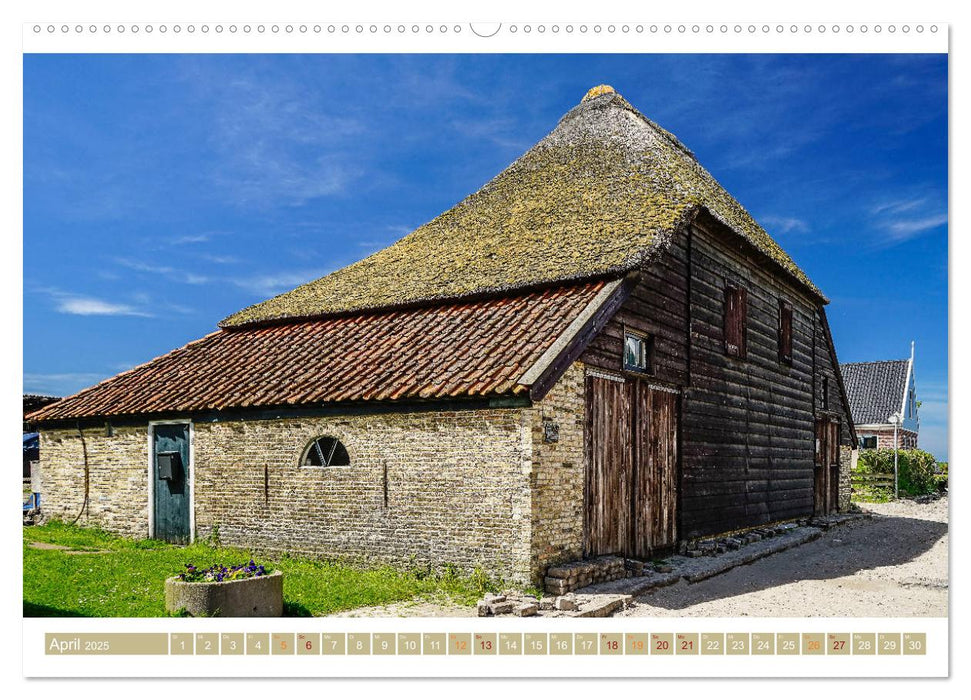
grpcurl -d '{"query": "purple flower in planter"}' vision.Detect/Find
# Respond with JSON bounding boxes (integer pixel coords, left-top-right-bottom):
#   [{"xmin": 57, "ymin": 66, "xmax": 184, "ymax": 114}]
[{"xmin": 178, "ymin": 560, "xmax": 270, "ymax": 583}]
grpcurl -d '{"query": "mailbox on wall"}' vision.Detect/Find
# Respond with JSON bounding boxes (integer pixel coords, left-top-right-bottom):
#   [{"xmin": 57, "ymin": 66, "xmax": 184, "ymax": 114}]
[{"xmin": 157, "ymin": 451, "xmax": 182, "ymax": 481}]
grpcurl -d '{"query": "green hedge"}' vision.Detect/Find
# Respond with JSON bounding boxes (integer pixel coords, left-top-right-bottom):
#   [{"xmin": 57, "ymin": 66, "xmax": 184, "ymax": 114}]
[{"xmin": 854, "ymin": 448, "xmax": 941, "ymax": 496}]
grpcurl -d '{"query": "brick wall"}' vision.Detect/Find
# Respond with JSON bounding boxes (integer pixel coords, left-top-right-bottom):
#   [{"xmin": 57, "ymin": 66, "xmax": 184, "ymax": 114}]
[
  {"xmin": 38, "ymin": 425, "xmax": 149, "ymax": 538},
  {"xmin": 859, "ymin": 428, "xmax": 918, "ymax": 450},
  {"xmin": 526, "ymin": 362, "xmax": 587, "ymax": 583},
  {"xmin": 39, "ymin": 406, "xmax": 543, "ymax": 585},
  {"xmin": 193, "ymin": 408, "xmax": 535, "ymax": 584}
]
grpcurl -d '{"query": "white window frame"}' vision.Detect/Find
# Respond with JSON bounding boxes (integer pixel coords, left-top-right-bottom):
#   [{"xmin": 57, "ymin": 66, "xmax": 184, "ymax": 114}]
[{"xmin": 623, "ymin": 330, "xmax": 652, "ymax": 374}]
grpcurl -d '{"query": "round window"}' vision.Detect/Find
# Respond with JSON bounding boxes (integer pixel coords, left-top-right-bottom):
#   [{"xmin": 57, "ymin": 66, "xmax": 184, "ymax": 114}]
[{"xmin": 302, "ymin": 436, "xmax": 350, "ymax": 467}]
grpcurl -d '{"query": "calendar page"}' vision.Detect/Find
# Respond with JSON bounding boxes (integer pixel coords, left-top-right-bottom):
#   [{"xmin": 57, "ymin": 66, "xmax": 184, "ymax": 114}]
[{"xmin": 15, "ymin": 0, "xmax": 952, "ymax": 685}]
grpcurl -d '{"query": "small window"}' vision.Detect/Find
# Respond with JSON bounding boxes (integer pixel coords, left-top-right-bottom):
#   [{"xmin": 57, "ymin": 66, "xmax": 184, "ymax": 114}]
[
  {"xmin": 624, "ymin": 332, "xmax": 653, "ymax": 374},
  {"xmin": 859, "ymin": 436, "xmax": 877, "ymax": 449},
  {"xmin": 724, "ymin": 284, "xmax": 747, "ymax": 358},
  {"xmin": 822, "ymin": 376, "xmax": 829, "ymax": 410},
  {"xmin": 778, "ymin": 299, "xmax": 793, "ymax": 365},
  {"xmin": 301, "ymin": 436, "xmax": 350, "ymax": 467}
]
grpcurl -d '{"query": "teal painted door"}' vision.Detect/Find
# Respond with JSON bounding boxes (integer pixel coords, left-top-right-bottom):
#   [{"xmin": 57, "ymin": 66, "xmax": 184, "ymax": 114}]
[{"xmin": 152, "ymin": 423, "xmax": 190, "ymax": 543}]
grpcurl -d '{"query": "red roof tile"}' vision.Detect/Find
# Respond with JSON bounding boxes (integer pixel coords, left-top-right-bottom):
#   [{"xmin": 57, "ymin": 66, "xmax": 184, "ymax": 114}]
[{"xmin": 30, "ymin": 281, "xmax": 607, "ymax": 422}]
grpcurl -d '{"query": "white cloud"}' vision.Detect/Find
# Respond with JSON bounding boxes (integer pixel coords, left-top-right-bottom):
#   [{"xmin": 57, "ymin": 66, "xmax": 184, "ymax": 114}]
[
  {"xmin": 35, "ymin": 286, "xmax": 155, "ymax": 317},
  {"xmin": 867, "ymin": 190, "xmax": 947, "ymax": 246},
  {"xmin": 449, "ymin": 117, "xmax": 529, "ymax": 151},
  {"xmin": 57, "ymin": 296, "xmax": 152, "ymax": 317},
  {"xmin": 759, "ymin": 215, "xmax": 810, "ymax": 235},
  {"xmin": 231, "ymin": 269, "xmax": 331, "ymax": 298},
  {"xmin": 870, "ymin": 198, "xmax": 928, "ymax": 216},
  {"xmin": 113, "ymin": 257, "xmax": 210, "ymax": 285},
  {"xmin": 886, "ymin": 214, "xmax": 948, "ymax": 242},
  {"xmin": 198, "ymin": 253, "xmax": 241, "ymax": 265},
  {"xmin": 183, "ymin": 66, "xmax": 366, "ymax": 208},
  {"xmin": 173, "ymin": 234, "xmax": 212, "ymax": 244},
  {"xmin": 23, "ymin": 372, "xmax": 108, "ymax": 395}
]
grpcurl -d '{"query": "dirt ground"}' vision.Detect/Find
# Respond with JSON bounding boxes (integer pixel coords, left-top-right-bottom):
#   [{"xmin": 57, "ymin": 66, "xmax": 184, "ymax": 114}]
[
  {"xmin": 620, "ymin": 496, "xmax": 948, "ymax": 618},
  {"xmin": 329, "ymin": 596, "xmax": 475, "ymax": 617},
  {"xmin": 327, "ymin": 497, "xmax": 948, "ymax": 618}
]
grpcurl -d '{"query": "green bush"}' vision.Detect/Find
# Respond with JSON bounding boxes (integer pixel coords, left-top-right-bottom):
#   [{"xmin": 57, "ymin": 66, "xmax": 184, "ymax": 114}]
[
  {"xmin": 855, "ymin": 448, "xmax": 940, "ymax": 496},
  {"xmin": 933, "ymin": 462, "xmax": 948, "ymax": 493}
]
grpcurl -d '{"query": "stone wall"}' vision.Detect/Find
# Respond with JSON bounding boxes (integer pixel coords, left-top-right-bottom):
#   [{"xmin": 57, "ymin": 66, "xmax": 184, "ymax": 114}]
[
  {"xmin": 38, "ymin": 406, "xmax": 541, "ymax": 585},
  {"xmin": 526, "ymin": 362, "xmax": 587, "ymax": 584},
  {"xmin": 38, "ymin": 425, "xmax": 149, "ymax": 538},
  {"xmin": 193, "ymin": 408, "xmax": 534, "ymax": 584}
]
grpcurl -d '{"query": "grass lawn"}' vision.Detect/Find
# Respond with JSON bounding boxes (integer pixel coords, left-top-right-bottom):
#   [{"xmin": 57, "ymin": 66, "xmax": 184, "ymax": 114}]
[{"xmin": 24, "ymin": 522, "xmax": 501, "ymax": 617}]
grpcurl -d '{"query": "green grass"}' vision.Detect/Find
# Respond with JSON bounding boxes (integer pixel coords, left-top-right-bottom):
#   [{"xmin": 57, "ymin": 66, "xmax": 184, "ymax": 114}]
[
  {"xmin": 24, "ymin": 522, "xmax": 500, "ymax": 617},
  {"xmin": 851, "ymin": 487, "xmax": 895, "ymax": 504}
]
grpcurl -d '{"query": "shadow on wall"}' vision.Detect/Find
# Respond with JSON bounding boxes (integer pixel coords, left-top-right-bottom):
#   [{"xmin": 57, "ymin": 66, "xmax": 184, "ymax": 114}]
[{"xmin": 640, "ymin": 514, "xmax": 947, "ymax": 610}]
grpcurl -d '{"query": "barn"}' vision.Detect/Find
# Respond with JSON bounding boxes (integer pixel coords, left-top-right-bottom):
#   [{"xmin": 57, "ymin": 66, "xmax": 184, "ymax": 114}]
[{"xmin": 29, "ymin": 85, "xmax": 856, "ymax": 586}]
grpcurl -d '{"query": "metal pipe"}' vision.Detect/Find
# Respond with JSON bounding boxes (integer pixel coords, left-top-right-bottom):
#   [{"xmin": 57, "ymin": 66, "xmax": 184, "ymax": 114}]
[
  {"xmin": 894, "ymin": 420, "xmax": 900, "ymax": 499},
  {"xmin": 69, "ymin": 422, "xmax": 90, "ymax": 525}
]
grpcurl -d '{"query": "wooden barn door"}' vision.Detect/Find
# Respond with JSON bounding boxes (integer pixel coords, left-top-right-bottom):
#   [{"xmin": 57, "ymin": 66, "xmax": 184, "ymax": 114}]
[
  {"xmin": 585, "ymin": 375, "xmax": 679, "ymax": 559},
  {"xmin": 584, "ymin": 375, "xmax": 632, "ymax": 557},
  {"xmin": 813, "ymin": 417, "xmax": 840, "ymax": 515},
  {"xmin": 631, "ymin": 384, "xmax": 679, "ymax": 557}
]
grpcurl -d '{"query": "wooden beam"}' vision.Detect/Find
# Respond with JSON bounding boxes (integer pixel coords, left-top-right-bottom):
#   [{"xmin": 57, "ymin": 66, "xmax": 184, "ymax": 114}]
[{"xmin": 527, "ymin": 274, "xmax": 639, "ymax": 402}]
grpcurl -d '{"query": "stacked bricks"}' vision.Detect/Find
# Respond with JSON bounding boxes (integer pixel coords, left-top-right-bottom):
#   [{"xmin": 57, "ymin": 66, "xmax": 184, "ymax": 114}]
[{"xmin": 544, "ymin": 555, "xmax": 627, "ymax": 595}]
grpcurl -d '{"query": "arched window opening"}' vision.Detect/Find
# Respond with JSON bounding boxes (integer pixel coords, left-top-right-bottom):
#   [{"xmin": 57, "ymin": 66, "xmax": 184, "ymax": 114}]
[{"xmin": 302, "ymin": 436, "xmax": 350, "ymax": 467}]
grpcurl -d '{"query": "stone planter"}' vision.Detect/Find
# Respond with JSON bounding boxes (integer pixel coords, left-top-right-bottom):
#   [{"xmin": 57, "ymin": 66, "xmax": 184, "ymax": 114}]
[{"xmin": 165, "ymin": 571, "xmax": 283, "ymax": 617}]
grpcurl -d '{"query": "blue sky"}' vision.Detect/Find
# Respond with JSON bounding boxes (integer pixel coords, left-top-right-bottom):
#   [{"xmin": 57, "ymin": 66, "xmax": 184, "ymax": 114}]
[{"xmin": 23, "ymin": 54, "xmax": 948, "ymax": 459}]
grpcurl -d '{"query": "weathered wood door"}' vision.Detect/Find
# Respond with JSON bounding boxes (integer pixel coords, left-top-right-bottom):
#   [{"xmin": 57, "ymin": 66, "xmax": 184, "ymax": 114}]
[
  {"xmin": 814, "ymin": 417, "xmax": 840, "ymax": 515},
  {"xmin": 152, "ymin": 423, "xmax": 191, "ymax": 543},
  {"xmin": 585, "ymin": 375, "xmax": 679, "ymax": 558},
  {"xmin": 632, "ymin": 383, "xmax": 679, "ymax": 558}
]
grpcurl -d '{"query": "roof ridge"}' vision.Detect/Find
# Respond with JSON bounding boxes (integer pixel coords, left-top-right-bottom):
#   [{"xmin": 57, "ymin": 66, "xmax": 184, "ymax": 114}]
[{"xmin": 841, "ymin": 358, "xmax": 909, "ymax": 366}]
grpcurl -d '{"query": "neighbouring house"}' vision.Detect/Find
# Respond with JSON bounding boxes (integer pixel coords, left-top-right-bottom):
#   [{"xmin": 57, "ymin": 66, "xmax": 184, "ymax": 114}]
[
  {"xmin": 23, "ymin": 394, "xmax": 58, "ymax": 478},
  {"xmin": 28, "ymin": 85, "xmax": 857, "ymax": 586},
  {"xmin": 24, "ymin": 394, "xmax": 59, "ymax": 432},
  {"xmin": 841, "ymin": 343, "xmax": 919, "ymax": 450}
]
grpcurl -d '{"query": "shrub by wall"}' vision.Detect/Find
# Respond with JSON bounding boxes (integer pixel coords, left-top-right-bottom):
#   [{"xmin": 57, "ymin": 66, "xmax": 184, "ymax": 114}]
[{"xmin": 854, "ymin": 449, "xmax": 940, "ymax": 497}]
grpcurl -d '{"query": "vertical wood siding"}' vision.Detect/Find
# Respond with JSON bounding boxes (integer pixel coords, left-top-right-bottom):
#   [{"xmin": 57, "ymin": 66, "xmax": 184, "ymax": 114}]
[
  {"xmin": 631, "ymin": 384, "xmax": 678, "ymax": 557},
  {"xmin": 584, "ymin": 375, "xmax": 632, "ymax": 556},
  {"xmin": 584, "ymin": 375, "xmax": 678, "ymax": 558}
]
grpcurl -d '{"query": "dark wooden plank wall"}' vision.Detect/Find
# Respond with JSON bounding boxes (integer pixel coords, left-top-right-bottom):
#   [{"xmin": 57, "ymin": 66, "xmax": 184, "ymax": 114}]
[
  {"xmin": 580, "ymin": 216, "xmax": 856, "ymax": 540},
  {"xmin": 679, "ymin": 220, "xmax": 823, "ymax": 537},
  {"xmin": 579, "ymin": 234, "xmax": 690, "ymax": 386},
  {"xmin": 813, "ymin": 308, "xmax": 854, "ymax": 446}
]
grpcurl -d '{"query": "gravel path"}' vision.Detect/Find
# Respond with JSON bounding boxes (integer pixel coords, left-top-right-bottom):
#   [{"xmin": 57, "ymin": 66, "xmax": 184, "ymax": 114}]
[{"xmin": 619, "ymin": 496, "xmax": 948, "ymax": 618}]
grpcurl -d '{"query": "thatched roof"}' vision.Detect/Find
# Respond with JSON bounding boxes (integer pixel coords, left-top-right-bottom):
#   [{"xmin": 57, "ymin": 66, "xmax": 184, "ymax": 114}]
[{"xmin": 222, "ymin": 85, "xmax": 821, "ymax": 328}]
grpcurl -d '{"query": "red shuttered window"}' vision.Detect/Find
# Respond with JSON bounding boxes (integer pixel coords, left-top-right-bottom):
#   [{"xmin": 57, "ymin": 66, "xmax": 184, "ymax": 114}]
[{"xmin": 724, "ymin": 284, "xmax": 747, "ymax": 359}]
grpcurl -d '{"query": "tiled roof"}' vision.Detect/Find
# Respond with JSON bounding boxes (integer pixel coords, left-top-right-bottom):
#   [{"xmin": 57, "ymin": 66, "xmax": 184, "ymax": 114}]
[
  {"xmin": 29, "ymin": 281, "xmax": 607, "ymax": 422},
  {"xmin": 221, "ymin": 85, "xmax": 820, "ymax": 328},
  {"xmin": 839, "ymin": 360, "xmax": 910, "ymax": 426}
]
